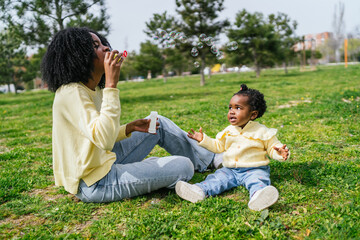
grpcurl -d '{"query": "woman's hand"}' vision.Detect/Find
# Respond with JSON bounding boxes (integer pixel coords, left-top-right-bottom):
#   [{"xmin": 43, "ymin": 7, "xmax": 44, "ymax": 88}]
[
  {"xmin": 187, "ymin": 127, "xmax": 204, "ymax": 142},
  {"xmin": 273, "ymin": 144, "xmax": 289, "ymax": 161},
  {"xmin": 104, "ymin": 51, "xmax": 124, "ymax": 88},
  {"xmin": 125, "ymin": 119, "xmax": 159, "ymax": 136}
]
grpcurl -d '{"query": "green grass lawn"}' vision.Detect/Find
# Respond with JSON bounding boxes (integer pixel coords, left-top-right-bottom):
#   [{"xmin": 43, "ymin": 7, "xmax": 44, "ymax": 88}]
[{"xmin": 0, "ymin": 65, "xmax": 359, "ymax": 239}]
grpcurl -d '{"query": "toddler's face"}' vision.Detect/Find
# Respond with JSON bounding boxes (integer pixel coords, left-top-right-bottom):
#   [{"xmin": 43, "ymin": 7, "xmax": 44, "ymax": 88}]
[{"xmin": 227, "ymin": 94, "xmax": 257, "ymax": 128}]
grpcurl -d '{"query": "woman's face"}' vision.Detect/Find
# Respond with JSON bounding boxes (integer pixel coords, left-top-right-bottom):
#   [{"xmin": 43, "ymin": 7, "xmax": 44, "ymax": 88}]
[{"xmin": 90, "ymin": 32, "xmax": 110, "ymax": 75}]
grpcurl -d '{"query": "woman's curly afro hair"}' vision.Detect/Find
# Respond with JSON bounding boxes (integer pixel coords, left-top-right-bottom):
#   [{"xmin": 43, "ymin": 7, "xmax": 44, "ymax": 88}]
[
  {"xmin": 234, "ymin": 84, "xmax": 267, "ymax": 119},
  {"xmin": 41, "ymin": 27, "xmax": 110, "ymax": 92}
]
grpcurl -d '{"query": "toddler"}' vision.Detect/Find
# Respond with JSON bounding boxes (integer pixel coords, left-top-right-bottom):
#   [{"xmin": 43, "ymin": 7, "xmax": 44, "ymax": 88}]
[{"xmin": 175, "ymin": 84, "xmax": 290, "ymax": 211}]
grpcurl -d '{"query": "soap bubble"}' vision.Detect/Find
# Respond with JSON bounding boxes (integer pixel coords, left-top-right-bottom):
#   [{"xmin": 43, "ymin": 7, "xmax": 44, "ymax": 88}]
[
  {"xmin": 205, "ymin": 37, "xmax": 215, "ymax": 46},
  {"xmin": 227, "ymin": 41, "xmax": 238, "ymax": 51},
  {"xmin": 179, "ymin": 35, "xmax": 188, "ymax": 44},
  {"xmin": 175, "ymin": 32, "xmax": 182, "ymax": 39},
  {"xmin": 169, "ymin": 31, "xmax": 177, "ymax": 38},
  {"xmin": 169, "ymin": 40, "xmax": 176, "ymax": 48},
  {"xmin": 158, "ymin": 29, "xmax": 167, "ymax": 39},
  {"xmin": 199, "ymin": 33, "xmax": 207, "ymax": 41},
  {"xmin": 194, "ymin": 61, "xmax": 200, "ymax": 68},
  {"xmin": 153, "ymin": 35, "xmax": 159, "ymax": 41},
  {"xmin": 162, "ymin": 40, "xmax": 169, "ymax": 48},
  {"xmin": 191, "ymin": 47, "xmax": 199, "ymax": 57},
  {"xmin": 216, "ymin": 51, "xmax": 224, "ymax": 60},
  {"xmin": 197, "ymin": 42, "xmax": 204, "ymax": 49},
  {"xmin": 164, "ymin": 40, "xmax": 176, "ymax": 48},
  {"xmin": 210, "ymin": 45, "xmax": 218, "ymax": 54}
]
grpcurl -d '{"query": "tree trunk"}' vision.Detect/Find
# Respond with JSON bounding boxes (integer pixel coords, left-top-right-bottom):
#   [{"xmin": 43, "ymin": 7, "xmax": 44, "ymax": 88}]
[
  {"xmin": 200, "ymin": 54, "xmax": 206, "ymax": 86},
  {"xmin": 162, "ymin": 68, "xmax": 167, "ymax": 83},
  {"xmin": 256, "ymin": 66, "xmax": 261, "ymax": 78},
  {"xmin": 335, "ymin": 48, "xmax": 341, "ymax": 63},
  {"xmin": 254, "ymin": 53, "xmax": 261, "ymax": 78},
  {"xmin": 283, "ymin": 61, "xmax": 288, "ymax": 74},
  {"xmin": 200, "ymin": 68, "xmax": 205, "ymax": 86},
  {"xmin": 12, "ymin": 74, "xmax": 17, "ymax": 94},
  {"xmin": 162, "ymin": 53, "xmax": 167, "ymax": 83},
  {"xmin": 55, "ymin": 0, "xmax": 64, "ymax": 30}
]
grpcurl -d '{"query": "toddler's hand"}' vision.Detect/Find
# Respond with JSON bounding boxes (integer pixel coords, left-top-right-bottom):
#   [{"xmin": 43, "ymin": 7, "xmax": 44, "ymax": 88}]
[
  {"xmin": 273, "ymin": 144, "xmax": 289, "ymax": 161},
  {"xmin": 187, "ymin": 127, "xmax": 204, "ymax": 142}
]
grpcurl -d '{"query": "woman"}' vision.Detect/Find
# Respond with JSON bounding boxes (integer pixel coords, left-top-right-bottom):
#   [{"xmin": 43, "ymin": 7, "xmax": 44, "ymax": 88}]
[{"xmin": 41, "ymin": 27, "xmax": 215, "ymax": 203}]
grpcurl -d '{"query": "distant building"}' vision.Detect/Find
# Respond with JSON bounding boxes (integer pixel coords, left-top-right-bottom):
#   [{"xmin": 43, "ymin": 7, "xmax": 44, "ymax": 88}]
[
  {"xmin": 33, "ymin": 77, "xmax": 48, "ymax": 90},
  {"xmin": 294, "ymin": 32, "xmax": 333, "ymax": 51}
]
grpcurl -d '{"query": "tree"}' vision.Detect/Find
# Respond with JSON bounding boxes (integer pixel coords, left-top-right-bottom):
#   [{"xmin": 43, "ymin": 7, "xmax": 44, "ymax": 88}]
[
  {"xmin": 175, "ymin": 0, "xmax": 230, "ymax": 86},
  {"xmin": 227, "ymin": 9, "xmax": 278, "ymax": 78},
  {"xmin": 119, "ymin": 51, "xmax": 140, "ymax": 81},
  {"xmin": 134, "ymin": 41, "xmax": 163, "ymax": 78},
  {"xmin": 315, "ymin": 36, "xmax": 335, "ymax": 63},
  {"xmin": 144, "ymin": 11, "xmax": 178, "ymax": 83},
  {"xmin": 163, "ymin": 47, "xmax": 188, "ymax": 77},
  {"xmin": 0, "ymin": 27, "xmax": 29, "ymax": 94},
  {"xmin": 342, "ymin": 37, "xmax": 360, "ymax": 62},
  {"xmin": 331, "ymin": 2, "xmax": 345, "ymax": 63},
  {"xmin": 0, "ymin": 0, "xmax": 110, "ymax": 48},
  {"xmin": 269, "ymin": 13, "xmax": 298, "ymax": 74}
]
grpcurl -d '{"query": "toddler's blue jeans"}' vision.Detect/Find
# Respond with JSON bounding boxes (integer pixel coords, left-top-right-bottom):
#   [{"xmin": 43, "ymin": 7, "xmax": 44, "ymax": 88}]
[{"xmin": 196, "ymin": 166, "xmax": 271, "ymax": 199}]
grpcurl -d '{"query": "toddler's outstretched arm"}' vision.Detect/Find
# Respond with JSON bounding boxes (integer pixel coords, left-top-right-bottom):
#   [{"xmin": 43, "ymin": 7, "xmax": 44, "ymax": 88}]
[
  {"xmin": 273, "ymin": 144, "xmax": 289, "ymax": 161},
  {"xmin": 187, "ymin": 127, "xmax": 204, "ymax": 142}
]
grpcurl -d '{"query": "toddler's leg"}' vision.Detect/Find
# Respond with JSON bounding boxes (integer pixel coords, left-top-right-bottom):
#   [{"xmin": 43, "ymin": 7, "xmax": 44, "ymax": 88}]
[
  {"xmin": 242, "ymin": 166, "xmax": 278, "ymax": 211},
  {"xmin": 196, "ymin": 167, "xmax": 239, "ymax": 196},
  {"xmin": 175, "ymin": 167, "xmax": 240, "ymax": 203},
  {"xmin": 242, "ymin": 166, "xmax": 271, "ymax": 197},
  {"xmin": 75, "ymin": 156, "xmax": 194, "ymax": 203}
]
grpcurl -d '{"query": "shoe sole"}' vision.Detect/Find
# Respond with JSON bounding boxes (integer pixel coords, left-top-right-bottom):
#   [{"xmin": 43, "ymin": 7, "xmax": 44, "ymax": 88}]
[
  {"xmin": 175, "ymin": 181, "xmax": 204, "ymax": 203},
  {"xmin": 248, "ymin": 186, "xmax": 279, "ymax": 211}
]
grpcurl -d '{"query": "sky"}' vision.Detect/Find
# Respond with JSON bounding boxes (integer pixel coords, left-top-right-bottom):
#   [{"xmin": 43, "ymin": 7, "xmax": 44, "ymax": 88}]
[{"xmin": 106, "ymin": 0, "xmax": 360, "ymax": 53}]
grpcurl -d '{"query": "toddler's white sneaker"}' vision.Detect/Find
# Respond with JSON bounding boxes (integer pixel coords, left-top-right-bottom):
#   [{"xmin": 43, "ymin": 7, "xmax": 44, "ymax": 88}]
[
  {"xmin": 248, "ymin": 186, "xmax": 279, "ymax": 211},
  {"xmin": 175, "ymin": 181, "xmax": 205, "ymax": 203}
]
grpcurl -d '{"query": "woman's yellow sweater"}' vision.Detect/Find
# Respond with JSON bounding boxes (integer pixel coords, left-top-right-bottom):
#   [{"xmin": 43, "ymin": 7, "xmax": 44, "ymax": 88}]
[{"xmin": 52, "ymin": 83, "xmax": 129, "ymax": 194}]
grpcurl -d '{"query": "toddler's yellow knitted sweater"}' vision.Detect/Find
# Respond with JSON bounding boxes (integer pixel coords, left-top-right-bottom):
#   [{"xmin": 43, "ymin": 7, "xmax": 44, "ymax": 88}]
[{"xmin": 199, "ymin": 121, "xmax": 288, "ymax": 168}]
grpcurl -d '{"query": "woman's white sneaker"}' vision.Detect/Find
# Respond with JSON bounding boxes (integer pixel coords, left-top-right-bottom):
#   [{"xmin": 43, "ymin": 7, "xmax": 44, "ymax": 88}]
[
  {"xmin": 248, "ymin": 186, "xmax": 279, "ymax": 211},
  {"xmin": 175, "ymin": 181, "xmax": 205, "ymax": 203}
]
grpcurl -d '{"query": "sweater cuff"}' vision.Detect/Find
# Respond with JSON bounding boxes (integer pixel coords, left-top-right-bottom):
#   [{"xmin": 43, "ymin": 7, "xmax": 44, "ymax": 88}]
[
  {"xmin": 102, "ymin": 88, "xmax": 120, "ymax": 103},
  {"xmin": 198, "ymin": 133, "xmax": 212, "ymax": 149},
  {"xmin": 116, "ymin": 124, "xmax": 131, "ymax": 142},
  {"xmin": 272, "ymin": 148, "xmax": 291, "ymax": 161}
]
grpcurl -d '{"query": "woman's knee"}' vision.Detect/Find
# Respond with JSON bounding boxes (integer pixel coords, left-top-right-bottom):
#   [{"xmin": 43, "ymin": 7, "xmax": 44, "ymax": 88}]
[
  {"xmin": 180, "ymin": 156, "xmax": 195, "ymax": 179},
  {"xmin": 156, "ymin": 115, "xmax": 172, "ymax": 129},
  {"xmin": 166, "ymin": 156, "xmax": 194, "ymax": 180}
]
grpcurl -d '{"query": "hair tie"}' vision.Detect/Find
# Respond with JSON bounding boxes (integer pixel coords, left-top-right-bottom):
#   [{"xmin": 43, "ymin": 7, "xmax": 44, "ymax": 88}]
[{"xmin": 240, "ymin": 84, "xmax": 248, "ymax": 91}]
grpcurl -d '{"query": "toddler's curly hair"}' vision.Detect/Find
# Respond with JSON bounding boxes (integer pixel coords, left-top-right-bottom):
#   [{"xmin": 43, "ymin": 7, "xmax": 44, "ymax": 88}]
[{"xmin": 234, "ymin": 84, "xmax": 267, "ymax": 119}]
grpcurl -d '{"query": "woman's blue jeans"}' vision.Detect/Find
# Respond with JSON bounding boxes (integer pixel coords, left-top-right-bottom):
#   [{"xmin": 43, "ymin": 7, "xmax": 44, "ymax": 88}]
[
  {"xmin": 75, "ymin": 115, "xmax": 215, "ymax": 203},
  {"xmin": 196, "ymin": 166, "xmax": 271, "ymax": 199}
]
